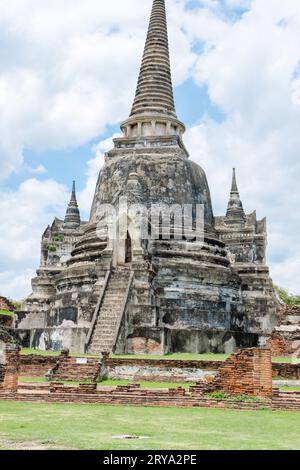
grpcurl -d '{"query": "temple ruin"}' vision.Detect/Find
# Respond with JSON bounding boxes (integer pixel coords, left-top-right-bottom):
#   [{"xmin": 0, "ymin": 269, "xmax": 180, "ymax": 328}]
[{"xmin": 15, "ymin": 0, "xmax": 279, "ymax": 354}]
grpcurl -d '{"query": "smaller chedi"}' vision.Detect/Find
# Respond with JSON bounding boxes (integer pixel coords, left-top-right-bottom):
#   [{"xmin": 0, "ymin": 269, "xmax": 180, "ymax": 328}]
[{"xmin": 15, "ymin": 0, "xmax": 279, "ymax": 354}]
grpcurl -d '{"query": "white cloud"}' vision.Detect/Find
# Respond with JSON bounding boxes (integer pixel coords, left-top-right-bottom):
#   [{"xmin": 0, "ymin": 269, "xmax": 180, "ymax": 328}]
[
  {"xmin": 0, "ymin": 269, "xmax": 35, "ymax": 301},
  {"xmin": 272, "ymin": 251, "xmax": 300, "ymax": 296},
  {"xmin": 0, "ymin": 0, "xmax": 299, "ymax": 297},
  {"xmin": 0, "ymin": 178, "xmax": 68, "ymax": 263},
  {"xmin": 0, "ymin": 0, "xmax": 194, "ymax": 180},
  {"xmin": 0, "ymin": 178, "xmax": 69, "ymax": 299},
  {"xmin": 183, "ymin": 0, "xmax": 300, "ymax": 293}
]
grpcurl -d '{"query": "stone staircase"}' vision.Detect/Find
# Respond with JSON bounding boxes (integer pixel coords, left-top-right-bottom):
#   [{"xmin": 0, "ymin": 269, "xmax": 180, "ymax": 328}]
[{"xmin": 88, "ymin": 268, "xmax": 133, "ymax": 354}]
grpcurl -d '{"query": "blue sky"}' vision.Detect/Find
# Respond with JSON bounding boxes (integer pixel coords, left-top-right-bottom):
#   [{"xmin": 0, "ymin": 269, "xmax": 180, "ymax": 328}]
[{"xmin": 0, "ymin": 0, "xmax": 300, "ymax": 298}]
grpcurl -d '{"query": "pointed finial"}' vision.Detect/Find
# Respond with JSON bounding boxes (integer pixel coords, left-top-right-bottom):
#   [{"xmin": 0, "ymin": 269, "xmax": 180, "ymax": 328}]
[
  {"xmin": 71, "ymin": 180, "xmax": 77, "ymax": 202},
  {"xmin": 231, "ymin": 168, "xmax": 238, "ymax": 193},
  {"xmin": 63, "ymin": 180, "xmax": 81, "ymax": 229},
  {"xmin": 226, "ymin": 169, "xmax": 246, "ymax": 224}
]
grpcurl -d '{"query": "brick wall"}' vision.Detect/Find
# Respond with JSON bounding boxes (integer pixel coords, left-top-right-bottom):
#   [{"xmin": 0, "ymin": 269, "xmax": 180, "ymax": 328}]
[
  {"xmin": 266, "ymin": 332, "xmax": 294, "ymax": 356},
  {"xmin": 0, "ymin": 344, "xmax": 20, "ymax": 391},
  {"xmin": 0, "ymin": 314, "xmax": 13, "ymax": 328},
  {"xmin": 1, "ymin": 382, "xmax": 300, "ymax": 411},
  {"xmin": 0, "ymin": 297, "xmax": 15, "ymax": 311},
  {"xmin": 192, "ymin": 348, "xmax": 273, "ymax": 398},
  {"xmin": 19, "ymin": 355, "xmax": 59, "ymax": 377},
  {"xmin": 52, "ymin": 352, "xmax": 100, "ymax": 382},
  {"xmin": 20, "ymin": 350, "xmax": 100, "ymax": 382},
  {"xmin": 0, "ymin": 364, "xmax": 5, "ymax": 383},
  {"xmin": 273, "ymin": 362, "xmax": 300, "ymax": 379}
]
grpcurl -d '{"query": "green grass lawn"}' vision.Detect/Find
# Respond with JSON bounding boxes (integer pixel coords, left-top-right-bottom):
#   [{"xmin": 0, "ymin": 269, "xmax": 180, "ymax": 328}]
[
  {"xmin": 18, "ymin": 377, "xmax": 193, "ymax": 389},
  {"xmin": 279, "ymin": 386, "xmax": 300, "ymax": 392},
  {"xmin": 0, "ymin": 401, "xmax": 299, "ymax": 450},
  {"xmin": 111, "ymin": 352, "xmax": 229, "ymax": 361},
  {"xmin": 18, "ymin": 377, "xmax": 300, "ymax": 393},
  {"xmin": 0, "ymin": 310, "xmax": 14, "ymax": 317},
  {"xmin": 18, "ymin": 377, "xmax": 48, "ymax": 383},
  {"xmin": 100, "ymin": 379, "xmax": 192, "ymax": 389},
  {"xmin": 20, "ymin": 348, "xmax": 98, "ymax": 358},
  {"xmin": 19, "ymin": 348, "xmax": 295, "ymax": 363}
]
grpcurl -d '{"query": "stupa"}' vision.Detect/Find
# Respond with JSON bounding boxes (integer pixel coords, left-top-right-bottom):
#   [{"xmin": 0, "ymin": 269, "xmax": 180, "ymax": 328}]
[{"xmin": 16, "ymin": 0, "xmax": 279, "ymax": 354}]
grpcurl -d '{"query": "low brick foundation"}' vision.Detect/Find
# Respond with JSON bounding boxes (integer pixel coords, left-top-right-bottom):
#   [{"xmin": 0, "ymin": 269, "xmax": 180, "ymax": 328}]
[
  {"xmin": 0, "ymin": 382, "xmax": 299, "ymax": 412},
  {"xmin": 0, "ymin": 347, "xmax": 299, "ymax": 411},
  {"xmin": 272, "ymin": 362, "xmax": 300, "ymax": 379}
]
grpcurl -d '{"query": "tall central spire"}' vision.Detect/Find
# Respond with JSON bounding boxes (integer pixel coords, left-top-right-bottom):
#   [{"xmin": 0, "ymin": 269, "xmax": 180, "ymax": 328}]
[
  {"xmin": 131, "ymin": 0, "xmax": 176, "ymax": 118},
  {"xmin": 121, "ymin": 0, "xmax": 185, "ymax": 140}
]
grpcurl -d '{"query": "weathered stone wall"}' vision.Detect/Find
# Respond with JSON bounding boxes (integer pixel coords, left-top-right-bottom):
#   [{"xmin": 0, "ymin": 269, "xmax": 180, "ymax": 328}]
[
  {"xmin": 15, "ymin": 326, "xmax": 89, "ymax": 353},
  {"xmin": 104, "ymin": 357, "xmax": 221, "ymax": 382}
]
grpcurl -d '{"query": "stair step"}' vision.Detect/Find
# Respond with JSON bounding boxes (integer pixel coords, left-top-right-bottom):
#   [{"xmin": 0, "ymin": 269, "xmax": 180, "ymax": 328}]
[{"xmin": 88, "ymin": 270, "xmax": 132, "ymax": 353}]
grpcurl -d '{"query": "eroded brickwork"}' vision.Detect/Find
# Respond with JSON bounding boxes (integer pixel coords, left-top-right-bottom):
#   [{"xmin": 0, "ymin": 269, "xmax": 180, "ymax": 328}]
[
  {"xmin": 0, "ymin": 297, "xmax": 15, "ymax": 312},
  {"xmin": 266, "ymin": 306, "xmax": 300, "ymax": 357},
  {"xmin": 192, "ymin": 348, "xmax": 273, "ymax": 398},
  {"xmin": 0, "ymin": 314, "xmax": 13, "ymax": 328},
  {"xmin": 0, "ymin": 344, "xmax": 20, "ymax": 391}
]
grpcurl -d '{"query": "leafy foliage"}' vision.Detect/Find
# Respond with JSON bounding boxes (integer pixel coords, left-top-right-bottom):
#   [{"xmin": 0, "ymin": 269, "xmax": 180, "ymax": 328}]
[
  {"xmin": 11, "ymin": 300, "xmax": 21, "ymax": 310},
  {"xmin": 207, "ymin": 391, "xmax": 262, "ymax": 402},
  {"xmin": 275, "ymin": 286, "xmax": 300, "ymax": 307},
  {"xmin": 53, "ymin": 234, "xmax": 64, "ymax": 242},
  {"xmin": 47, "ymin": 245, "xmax": 57, "ymax": 252},
  {"xmin": 0, "ymin": 310, "xmax": 14, "ymax": 317}
]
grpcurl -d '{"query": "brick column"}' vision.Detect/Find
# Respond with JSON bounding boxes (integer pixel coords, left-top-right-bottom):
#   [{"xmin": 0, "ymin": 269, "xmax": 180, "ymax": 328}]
[
  {"xmin": 2, "ymin": 344, "xmax": 20, "ymax": 391},
  {"xmin": 253, "ymin": 348, "xmax": 272, "ymax": 398}
]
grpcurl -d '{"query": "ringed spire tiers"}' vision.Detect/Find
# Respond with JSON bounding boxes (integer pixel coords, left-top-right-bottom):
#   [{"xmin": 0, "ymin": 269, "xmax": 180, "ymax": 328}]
[
  {"xmin": 121, "ymin": 0, "xmax": 185, "ymax": 139},
  {"xmin": 226, "ymin": 169, "xmax": 246, "ymax": 224},
  {"xmin": 63, "ymin": 181, "xmax": 81, "ymax": 229}
]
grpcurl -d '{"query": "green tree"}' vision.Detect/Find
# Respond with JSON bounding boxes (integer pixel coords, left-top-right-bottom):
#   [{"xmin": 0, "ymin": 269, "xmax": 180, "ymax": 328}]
[{"xmin": 275, "ymin": 286, "xmax": 300, "ymax": 307}]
